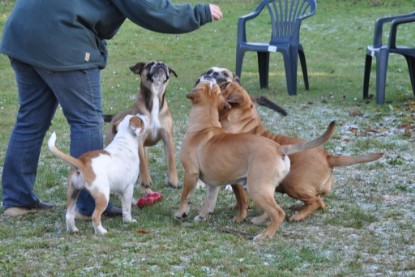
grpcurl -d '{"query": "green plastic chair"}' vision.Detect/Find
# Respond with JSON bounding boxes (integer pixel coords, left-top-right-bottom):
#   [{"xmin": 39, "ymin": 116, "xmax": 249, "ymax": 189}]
[
  {"xmin": 363, "ymin": 12, "xmax": 415, "ymax": 104},
  {"xmin": 235, "ymin": 0, "xmax": 317, "ymax": 95}
]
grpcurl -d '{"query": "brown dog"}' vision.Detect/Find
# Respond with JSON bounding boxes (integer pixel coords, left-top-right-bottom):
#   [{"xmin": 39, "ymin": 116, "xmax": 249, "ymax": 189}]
[
  {"xmin": 218, "ymin": 81, "xmax": 384, "ymax": 222},
  {"xmin": 105, "ymin": 61, "xmax": 179, "ymax": 193},
  {"xmin": 174, "ymin": 78, "xmax": 336, "ymax": 240}
]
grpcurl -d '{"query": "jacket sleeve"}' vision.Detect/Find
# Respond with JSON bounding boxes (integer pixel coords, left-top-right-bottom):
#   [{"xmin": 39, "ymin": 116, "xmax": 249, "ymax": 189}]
[{"xmin": 111, "ymin": 0, "xmax": 212, "ymax": 34}]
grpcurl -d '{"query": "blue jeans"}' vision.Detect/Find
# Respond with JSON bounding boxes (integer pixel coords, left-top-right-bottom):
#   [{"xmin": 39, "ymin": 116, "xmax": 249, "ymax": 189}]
[{"xmin": 2, "ymin": 59, "xmax": 113, "ymax": 215}]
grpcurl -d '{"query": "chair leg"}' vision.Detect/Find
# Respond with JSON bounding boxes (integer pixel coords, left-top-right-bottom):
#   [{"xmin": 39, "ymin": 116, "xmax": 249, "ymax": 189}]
[
  {"xmin": 375, "ymin": 49, "xmax": 389, "ymax": 105},
  {"xmin": 298, "ymin": 47, "xmax": 309, "ymax": 91},
  {"xmin": 404, "ymin": 56, "xmax": 415, "ymax": 97},
  {"xmin": 235, "ymin": 49, "xmax": 245, "ymax": 79},
  {"xmin": 363, "ymin": 54, "xmax": 372, "ymax": 99},
  {"xmin": 281, "ymin": 48, "xmax": 297, "ymax": 96},
  {"xmin": 257, "ymin": 52, "xmax": 270, "ymax": 89}
]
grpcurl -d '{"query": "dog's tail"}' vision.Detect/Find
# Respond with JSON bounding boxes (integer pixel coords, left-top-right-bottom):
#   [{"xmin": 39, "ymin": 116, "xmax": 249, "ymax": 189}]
[
  {"xmin": 327, "ymin": 152, "xmax": 383, "ymax": 167},
  {"xmin": 103, "ymin": 114, "xmax": 114, "ymax": 123},
  {"xmin": 253, "ymin": 96, "xmax": 288, "ymax": 116},
  {"xmin": 281, "ymin": 121, "xmax": 336, "ymax": 155},
  {"xmin": 48, "ymin": 132, "xmax": 84, "ymax": 170}
]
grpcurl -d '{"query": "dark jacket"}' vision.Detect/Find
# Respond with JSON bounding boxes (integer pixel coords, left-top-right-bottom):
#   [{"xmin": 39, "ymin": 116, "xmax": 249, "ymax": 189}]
[{"xmin": 0, "ymin": 0, "xmax": 212, "ymax": 71}]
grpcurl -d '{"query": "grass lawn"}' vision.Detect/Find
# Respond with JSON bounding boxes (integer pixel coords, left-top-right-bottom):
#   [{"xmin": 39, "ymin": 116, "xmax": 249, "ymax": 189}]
[{"xmin": 0, "ymin": 0, "xmax": 414, "ymax": 276}]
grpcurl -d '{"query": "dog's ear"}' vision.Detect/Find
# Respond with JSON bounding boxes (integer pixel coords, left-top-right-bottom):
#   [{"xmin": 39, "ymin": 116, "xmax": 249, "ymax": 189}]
[
  {"xmin": 186, "ymin": 90, "xmax": 197, "ymax": 101},
  {"xmin": 136, "ymin": 113, "xmax": 149, "ymax": 130},
  {"xmin": 226, "ymin": 92, "xmax": 243, "ymax": 106},
  {"xmin": 193, "ymin": 78, "xmax": 201, "ymax": 87},
  {"xmin": 129, "ymin": 62, "xmax": 146, "ymax": 75},
  {"xmin": 129, "ymin": 115, "xmax": 147, "ymax": 136},
  {"xmin": 168, "ymin": 67, "xmax": 178, "ymax": 78},
  {"xmin": 186, "ymin": 87, "xmax": 204, "ymax": 104},
  {"xmin": 111, "ymin": 116, "xmax": 124, "ymax": 135},
  {"xmin": 111, "ymin": 122, "xmax": 118, "ymax": 135},
  {"xmin": 219, "ymin": 98, "xmax": 232, "ymax": 110},
  {"xmin": 219, "ymin": 82, "xmax": 231, "ymax": 90},
  {"xmin": 232, "ymin": 74, "xmax": 241, "ymax": 84}
]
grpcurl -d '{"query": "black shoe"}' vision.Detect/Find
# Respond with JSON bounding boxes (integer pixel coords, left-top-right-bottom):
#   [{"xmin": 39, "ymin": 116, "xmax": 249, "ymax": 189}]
[
  {"xmin": 103, "ymin": 206, "xmax": 122, "ymax": 217},
  {"xmin": 33, "ymin": 201, "xmax": 54, "ymax": 210}
]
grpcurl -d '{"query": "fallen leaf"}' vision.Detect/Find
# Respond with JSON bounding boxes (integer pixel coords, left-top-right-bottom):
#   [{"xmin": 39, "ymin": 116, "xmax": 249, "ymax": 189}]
[
  {"xmin": 136, "ymin": 230, "xmax": 150, "ymax": 235},
  {"xmin": 349, "ymin": 109, "xmax": 363, "ymax": 117}
]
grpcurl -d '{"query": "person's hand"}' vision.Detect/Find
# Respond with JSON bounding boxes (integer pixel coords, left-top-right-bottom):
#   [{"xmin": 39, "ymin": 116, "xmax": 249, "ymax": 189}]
[{"xmin": 209, "ymin": 4, "xmax": 223, "ymax": 21}]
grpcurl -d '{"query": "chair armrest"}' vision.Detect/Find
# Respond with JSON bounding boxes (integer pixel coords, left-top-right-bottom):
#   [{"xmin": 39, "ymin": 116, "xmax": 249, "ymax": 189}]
[
  {"xmin": 388, "ymin": 15, "xmax": 415, "ymax": 48},
  {"xmin": 237, "ymin": 7, "xmax": 264, "ymax": 43},
  {"xmin": 373, "ymin": 12, "xmax": 415, "ymax": 47},
  {"xmin": 298, "ymin": 6, "xmax": 317, "ymax": 21}
]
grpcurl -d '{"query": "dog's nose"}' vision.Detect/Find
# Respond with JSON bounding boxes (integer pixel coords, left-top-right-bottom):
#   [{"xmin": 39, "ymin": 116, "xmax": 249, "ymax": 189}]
[{"xmin": 151, "ymin": 63, "xmax": 169, "ymax": 76}]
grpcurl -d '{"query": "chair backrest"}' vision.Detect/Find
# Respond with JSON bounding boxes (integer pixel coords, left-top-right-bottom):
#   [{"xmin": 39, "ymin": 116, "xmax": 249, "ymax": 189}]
[{"xmin": 257, "ymin": 0, "xmax": 316, "ymax": 44}]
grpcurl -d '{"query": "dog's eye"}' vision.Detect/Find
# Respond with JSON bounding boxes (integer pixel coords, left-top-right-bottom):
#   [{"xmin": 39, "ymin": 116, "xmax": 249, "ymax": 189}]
[{"xmin": 223, "ymin": 72, "xmax": 229, "ymax": 77}]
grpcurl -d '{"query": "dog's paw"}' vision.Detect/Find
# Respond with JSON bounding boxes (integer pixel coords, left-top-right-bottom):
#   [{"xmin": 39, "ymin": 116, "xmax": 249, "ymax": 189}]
[
  {"xmin": 253, "ymin": 232, "xmax": 273, "ymax": 241},
  {"xmin": 231, "ymin": 215, "xmax": 246, "ymax": 223},
  {"xmin": 67, "ymin": 226, "xmax": 79, "ymax": 233},
  {"xmin": 174, "ymin": 203, "xmax": 191, "ymax": 220},
  {"xmin": 174, "ymin": 211, "xmax": 188, "ymax": 220},
  {"xmin": 194, "ymin": 214, "xmax": 209, "ymax": 222},
  {"xmin": 94, "ymin": 225, "xmax": 108, "ymax": 235},
  {"xmin": 289, "ymin": 213, "xmax": 306, "ymax": 222},
  {"xmin": 123, "ymin": 217, "xmax": 136, "ymax": 223},
  {"xmin": 140, "ymin": 185, "xmax": 154, "ymax": 194},
  {"xmin": 251, "ymin": 213, "xmax": 269, "ymax": 225},
  {"xmin": 167, "ymin": 182, "xmax": 180, "ymax": 189}
]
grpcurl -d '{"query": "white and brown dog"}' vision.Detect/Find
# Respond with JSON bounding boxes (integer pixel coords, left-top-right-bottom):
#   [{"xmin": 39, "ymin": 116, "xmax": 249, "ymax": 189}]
[
  {"xmin": 105, "ymin": 61, "xmax": 178, "ymax": 194},
  {"xmin": 48, "ymin": 114, "xmax": 147, "ymax": 235},
  {"xmin": 174, "ymin": 78, "xmax": 336, "ymax": 240}
]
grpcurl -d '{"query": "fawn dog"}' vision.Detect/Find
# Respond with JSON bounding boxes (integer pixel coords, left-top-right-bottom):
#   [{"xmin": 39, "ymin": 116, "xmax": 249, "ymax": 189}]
[
  {"xmin": 174, "ymin": 78, "xmax": 336, "ymax": 240},
  {"xmin": 105, "ymin": 61, "xmax": 178, "ymax": 193},
  {"xmin": 218, "ymin": 81, "xmax": 383, "ymax": 222}
]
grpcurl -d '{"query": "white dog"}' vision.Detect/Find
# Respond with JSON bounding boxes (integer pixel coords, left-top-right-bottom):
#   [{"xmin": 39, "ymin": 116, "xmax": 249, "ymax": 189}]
[{"xmin": 48, "ymin": 114, "xmax": 147, "ymax": 235}]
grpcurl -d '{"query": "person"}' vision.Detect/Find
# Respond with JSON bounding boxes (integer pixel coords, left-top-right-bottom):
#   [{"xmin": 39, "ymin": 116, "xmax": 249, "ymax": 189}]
[{"xmin": 0, "ymin": 0, "xmax": 223, "ymax": 217}]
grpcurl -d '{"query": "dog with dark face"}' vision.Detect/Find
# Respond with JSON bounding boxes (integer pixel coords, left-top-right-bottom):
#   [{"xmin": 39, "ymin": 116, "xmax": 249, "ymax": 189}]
[
  {"xmin": 105, "ymin": 61, "xmax": 179, "ymax": 194},
  {"xmin": 197, "ymin": 66, "xmax": 288, "ymax": 116}
]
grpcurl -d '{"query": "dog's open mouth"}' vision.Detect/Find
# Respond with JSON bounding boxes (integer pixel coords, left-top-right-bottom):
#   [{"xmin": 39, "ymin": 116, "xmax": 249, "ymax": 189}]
[
  {"xmin": 148, "ymin": 63, "xmax": 169, "ymax": 83},
  {"xmin": 198, "ymin": 75, "xmax": 216, "ymax": 84}
]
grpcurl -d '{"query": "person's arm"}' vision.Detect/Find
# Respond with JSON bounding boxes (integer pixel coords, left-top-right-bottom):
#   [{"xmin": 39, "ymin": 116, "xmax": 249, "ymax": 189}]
[{"xmin": 111, "ymin": 0, "xmax": 221, "ymax": 34}]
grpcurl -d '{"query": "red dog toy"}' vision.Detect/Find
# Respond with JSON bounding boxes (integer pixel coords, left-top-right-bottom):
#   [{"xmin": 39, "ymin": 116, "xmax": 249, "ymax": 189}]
[{"xmin": 137, "ymin": 192, "xmax": 162, "ymax": 208}]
